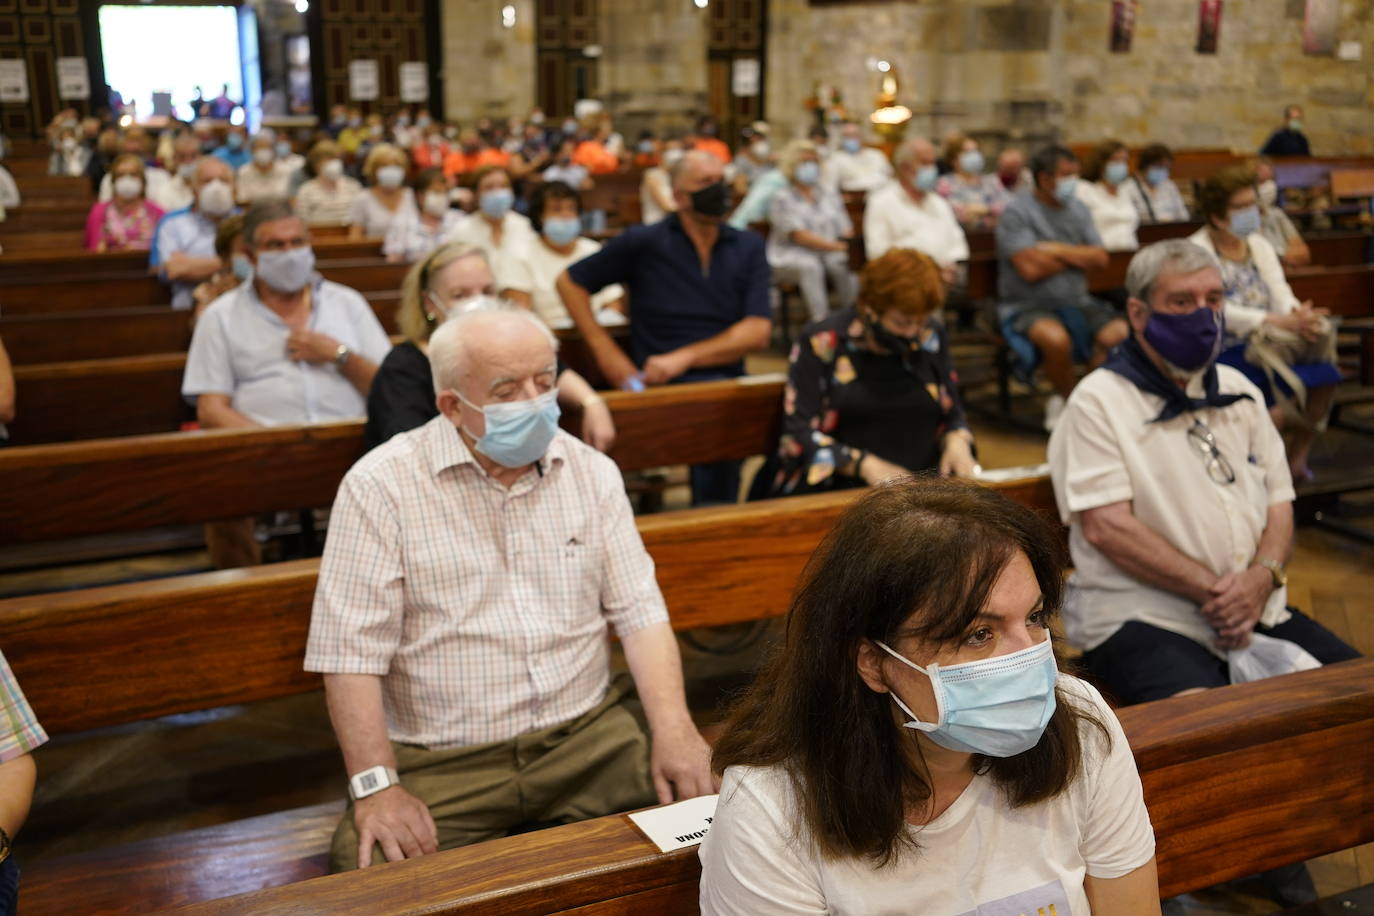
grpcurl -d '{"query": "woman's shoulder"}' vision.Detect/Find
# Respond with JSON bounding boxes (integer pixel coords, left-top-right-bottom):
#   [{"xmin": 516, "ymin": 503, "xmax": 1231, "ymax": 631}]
[
  {"xmin": 719, "ymin": 763, "xmax": 802, "ymax": 820},
  {"xmin": 380, "ymin": 340, "xmax": 429, "ymax": 371}
]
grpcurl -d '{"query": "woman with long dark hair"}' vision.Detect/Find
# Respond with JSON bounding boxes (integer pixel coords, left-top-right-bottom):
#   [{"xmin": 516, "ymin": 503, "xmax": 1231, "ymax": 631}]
[{"xmin": 701, "ymin": 478, "xmax": 1159, "ymax": 915}]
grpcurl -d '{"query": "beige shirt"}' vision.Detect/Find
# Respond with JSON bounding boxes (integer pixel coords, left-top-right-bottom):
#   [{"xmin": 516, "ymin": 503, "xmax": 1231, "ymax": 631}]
[
  {"xmin": 236, "ymin": 161, "xmax": 294, "ymax": 203},
  {"xmin": 294, "ymin": 176, "xmax": 363, "ymax": 226},
  {"xmin": 1048, "ymin": 366, "xmax": 1294, "ymax": 656},
  {"xmin": 304, "ymin": 418, "xmax": 669, "ymax": 748},
  {"xmin": 443, "ymin": 210, "xmax": 537, "ymax": 290},
  {"xmin": 503, "ymin": 235, "xmax": 624, "ymax": 327},
  {"xmin": 862, "ymin": 180, "xmax": 970, "ymax": 265}
]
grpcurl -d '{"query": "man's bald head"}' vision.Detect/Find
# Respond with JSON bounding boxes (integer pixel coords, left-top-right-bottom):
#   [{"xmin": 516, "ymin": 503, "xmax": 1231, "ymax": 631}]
[{"xmin": 669, "ymin": 149, "xmax": 725, "ymax": 192}]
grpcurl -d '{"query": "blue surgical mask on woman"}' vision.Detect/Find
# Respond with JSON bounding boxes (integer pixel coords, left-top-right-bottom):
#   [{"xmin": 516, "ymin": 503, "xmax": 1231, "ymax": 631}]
[
  {"xmin": 1228, "ymin": 204, "xmax": 1261, "ymax": 238},
  {"xmin": 794, "ymin": 160, "xmax": 820, "ymax": 186},
  {"xmin": 480, "ymin": 188, "xmax": 514, "ymax": 218},
  {"xmin": 958, "ymin": 150, "xmax": 985, "ymax": 175},
  {"xmin": 231, "ymin": 253, "xmax": 254, "ymax": 282},
  {"xmin": 457, "ymin": 388, "xmax": 560, "ymax": 468},
  {"xmin": 1053, "ymin": 175, "xmax": 1079, "ymax": 203},
  {"xmin": 841, "ymin": 137, "xmax": 862, "ymax": 155},
  {"xmin": 914, "ymin": 164, "xmax": 939, "ymax": 191},
  {"xmin": 1145, "ymin": 165, "xmax": 1169, "ymax": 187},
  {"xmin": 875, "ymin": 638, "xmax": 1058, "ymax": 758},
  {"xmin": 543, "ymin": 216, "xmax": 581, "ymax": 247},
  {"xmin": 1104, "ymin": 160, "xmax": 1130, "ymax": 185}
]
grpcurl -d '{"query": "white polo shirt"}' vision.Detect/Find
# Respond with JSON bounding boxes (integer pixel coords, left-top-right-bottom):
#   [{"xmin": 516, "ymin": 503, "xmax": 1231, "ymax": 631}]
[
  {"xmin": 1048, "ymin": 365, "xmax": 1294, "ymax": 656},
  {"xmin": 862, "ymin": 180, "xmax": 970, "ymax": 266},
  {"xmin": 182, "ymin": 275, "xmax": 392, "ymax": 426},
  {"xmin": 826, "ymin": 147, "xmax": 894, "ymax": 193}
]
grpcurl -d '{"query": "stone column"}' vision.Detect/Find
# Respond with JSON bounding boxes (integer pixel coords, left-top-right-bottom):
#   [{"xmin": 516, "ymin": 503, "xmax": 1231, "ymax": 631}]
[{"xmin": 440, "ymin": 0, "xmax": 536, "ymax": 122}]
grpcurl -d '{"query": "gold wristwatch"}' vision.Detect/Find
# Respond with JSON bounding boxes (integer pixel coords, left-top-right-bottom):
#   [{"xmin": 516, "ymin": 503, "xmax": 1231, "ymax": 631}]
[{"xmin": 1255, "ymin": 558, "xmax": 1287, "ymax": 589}]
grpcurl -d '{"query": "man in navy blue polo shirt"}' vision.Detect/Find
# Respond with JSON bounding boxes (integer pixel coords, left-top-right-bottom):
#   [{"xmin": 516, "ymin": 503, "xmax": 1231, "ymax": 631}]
[{"xmin": 556, "ymin": 150, "xmax": 771, "ymax": 505}]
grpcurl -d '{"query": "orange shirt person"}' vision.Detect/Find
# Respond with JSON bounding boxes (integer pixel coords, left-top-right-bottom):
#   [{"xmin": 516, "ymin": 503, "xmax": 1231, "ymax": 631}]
[{"xmin": 692, "ymin": 115, "xmax": 732, "ymax": 165}]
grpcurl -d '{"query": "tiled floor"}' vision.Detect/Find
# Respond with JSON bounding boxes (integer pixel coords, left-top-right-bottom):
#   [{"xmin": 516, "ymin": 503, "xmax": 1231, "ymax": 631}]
[{"xmin": 11, "ymin": 357, "xmax": 1374, "ymax": 913}]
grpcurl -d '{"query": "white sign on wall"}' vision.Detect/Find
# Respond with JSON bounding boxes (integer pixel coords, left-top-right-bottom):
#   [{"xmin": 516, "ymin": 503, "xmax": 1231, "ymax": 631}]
[
  {"xmin": 0, "ymin": 59, "xmax": 29, "ymax": 103},
  {"xmin": 731, "ymin": 58, "xmax": 760, "ymax": 98},
  {"xmin": 348, "ymin": 59, "xmax": 379, "ymax": 101},
  {"xmin": 399, "ymin": 62, "xmax": 428, "ymax": 102},
  {"xmin": 57, "ymin": 57, "xmax": 90, "ymax": 100}
]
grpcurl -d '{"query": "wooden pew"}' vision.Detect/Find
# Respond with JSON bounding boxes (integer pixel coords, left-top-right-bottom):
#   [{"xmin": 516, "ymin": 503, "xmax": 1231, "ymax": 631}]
[
  {"xmin": 145, "ymin": 658, "xmax": 1374, "ymax": 916},
  {"xmin": 0, "ymin": 237, "xmax": 386, "ymax": 281},
  {"xmin": 0, "ymin": 375, "xmax": 787, "ymax": 546},
  {"xmin": 2, "ymin": 308, "xmax": 193, "ymax": 365},
  {"xmin": 0, "ymin": 257, "xmax": 409, "ymax": 313}
]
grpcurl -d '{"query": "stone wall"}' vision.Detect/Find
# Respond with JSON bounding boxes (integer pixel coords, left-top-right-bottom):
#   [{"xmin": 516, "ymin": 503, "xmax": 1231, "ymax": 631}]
[
  {"xmin": 436, "ymin": 0, "xmax": 1374, "ymax": 155},
  {"xmin": 439, "ymin": 0, "xmax": 536, "ymax": 122}
]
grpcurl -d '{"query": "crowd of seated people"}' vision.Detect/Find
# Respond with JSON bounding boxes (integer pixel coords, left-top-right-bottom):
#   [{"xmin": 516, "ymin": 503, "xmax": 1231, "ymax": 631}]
[{"xmin": 1, "ymin": 91, "xmax": 1370, "ymax": 916}]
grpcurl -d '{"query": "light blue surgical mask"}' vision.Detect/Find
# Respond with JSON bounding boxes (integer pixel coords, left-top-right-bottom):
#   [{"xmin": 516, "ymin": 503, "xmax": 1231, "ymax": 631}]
[
  {"xmin": 480, "ymin": 188, "xmax": 514, "ymax": 218},
  {"xmin": 231, "ymin": 253, "xmax": 254, "ymax": 282},
  {"xmin": 1053, "ymin": 175, "xmax": 1079, "ymax": 204},
  {"xmin": 958, "ymin": 150, "xmax": 985, "ymax": 175},
  {"xmin": 914, "ymin": 164, "xmax": 939, "ymax": 192},
  {"xmin": 1145, "ymin": 165, "xmax": 1170, "ymax": 187},
  {"xmin": 1229, "ymin": 204, "xmax": 1261, "ymax": 237},
  {"xmin": 1104, "ymin": 160, "xmax": 1129, "ymax": 185},
  {"xmin": 875, "ymin": 637, "xmax": 1058, "ymax": 757},
  {"xmin": 275, "ymin": 141, "xmax": 293, "ymax": 159},
  {"xmin": 841, "ymin": 137, "xmax": 862, "ymax": 154},
  {"xmin": 457, "ymin": 388, "xmax": 560, "ymax": 468},
  {"xmin": 794, "ymin": 160, "xmax": 820, "ymax": 186},
  {"xmin": 255, "ymin": 246, "xmax": 315, "ymax": 293},
  {"xmin": 543, "ymin": 216, "xmax": 581, "ymax": 247}
]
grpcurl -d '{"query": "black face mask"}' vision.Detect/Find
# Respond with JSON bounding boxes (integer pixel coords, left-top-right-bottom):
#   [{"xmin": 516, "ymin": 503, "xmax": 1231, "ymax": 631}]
[
  {"xmin": 689, "ymin": 180, "xmax": 730, "ymax": 217},
  {"xmin": 864, "ymin": 313, "xmax": 924, "ymax": 372}
]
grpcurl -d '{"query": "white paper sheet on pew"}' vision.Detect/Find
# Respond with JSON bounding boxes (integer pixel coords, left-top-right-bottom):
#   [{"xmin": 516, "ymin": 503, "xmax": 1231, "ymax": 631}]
[
  {"xmin": 974, "ymin": 462, "xmax": 1051, "ymax": 483},
  {"xmin": 627, "ymin": 794, "xmax": 720, "ymax": 853}
]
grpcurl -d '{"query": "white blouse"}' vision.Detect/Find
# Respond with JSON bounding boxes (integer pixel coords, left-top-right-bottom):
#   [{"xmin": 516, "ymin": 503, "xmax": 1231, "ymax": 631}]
[{"xmin": 1074, "ymin": 180, "xmax": 1139, "ymax": 252}]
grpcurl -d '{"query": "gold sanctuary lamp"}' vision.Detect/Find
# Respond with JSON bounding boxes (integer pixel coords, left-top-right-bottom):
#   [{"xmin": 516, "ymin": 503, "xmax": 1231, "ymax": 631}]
[{"xmin": 869, "ymin": 69, "xmax": 912, "ymax": 156}]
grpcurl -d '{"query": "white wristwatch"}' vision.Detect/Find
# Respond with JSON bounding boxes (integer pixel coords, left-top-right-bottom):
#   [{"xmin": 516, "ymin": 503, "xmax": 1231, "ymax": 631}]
[{"xmin": 348, "ymin": 765, "xmax": 399, "ymax": 800}]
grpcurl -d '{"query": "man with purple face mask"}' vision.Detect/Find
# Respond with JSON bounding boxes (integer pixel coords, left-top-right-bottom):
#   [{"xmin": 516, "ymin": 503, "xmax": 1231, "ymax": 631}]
[{"xmin": 1047, "ymin": 239, "xmax": 1358, "ymax": 715}]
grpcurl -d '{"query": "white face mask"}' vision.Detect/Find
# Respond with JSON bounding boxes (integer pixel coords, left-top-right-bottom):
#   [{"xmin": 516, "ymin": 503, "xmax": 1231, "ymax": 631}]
[
  {"xmin": 113, "ymin": 175, "xmax": 143, "ymax": 200},
  {"xmin": 198, "ymin": 179, "xmax": 234, "ymax": 217},
  {"xmin": 422, "ymin": 190, "xmax": 450, "ymax": 217},
  {"xmin": 1257, "ymin": 179, "xmax": 1278, "ymax": 207},
  {"xmin": 253, "ymin": 147, "xmax": 275, "ymax": 167},
  {"xmin": 321, "ymin": 159, "xmax": 344, "ymax": 180},
  {"xmin": 376, "ymin": 164, "xmax": 406, "ymax": 188}
]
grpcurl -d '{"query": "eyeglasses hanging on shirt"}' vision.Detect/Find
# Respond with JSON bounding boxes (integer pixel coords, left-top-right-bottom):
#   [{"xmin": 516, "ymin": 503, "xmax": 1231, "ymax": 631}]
[{"xmin": 1187, "ymin": 418, "xmax": 1235, "ymax": 485}]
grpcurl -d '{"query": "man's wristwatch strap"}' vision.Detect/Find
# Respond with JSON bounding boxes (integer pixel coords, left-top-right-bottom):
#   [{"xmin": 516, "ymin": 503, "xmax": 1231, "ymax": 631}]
[
  {"xmin": 334, "ymin": 343, "xmax": 351, "ymax": 366},
  {"xmin": 1256, "ymin": 558, "xmax": 1287, "ymax": 589},
  {"xmin": 348, "ymin": 765, "xmax": 399, "ymax": 800}
]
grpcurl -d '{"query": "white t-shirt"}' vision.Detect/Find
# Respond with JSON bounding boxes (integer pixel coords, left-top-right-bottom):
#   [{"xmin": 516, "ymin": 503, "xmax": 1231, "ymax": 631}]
[
  {"xmin": 640, "ymin": 167, "xmax": 673, "ymax": 225},
  {"xmin": 827, "ymin": 147, "xmax": 894, "ymax": 193},
  {"xmin": 699, "ymin": 677, "xmax": 1154, "ymax": 916},
  {"xmin": 348, "ymin": 188, "xmax": 417, "ymax": 238},
  {"xmin": 236, "ymin": 161, "xmax": 294, "ymax": 203},
  {"xmin": 1048, "ymin": 366, "xmax": 1294, "ymax": 654},
  {"xmin": 862, "ymin": 180, "xmax": 970, "ymax": 266},
  {"xmin": 502, "ymin": 235, "xmax": 624, "ymax": 327},
  {"xmin": 1074, "ymin": 181, "xmax": 1139, "ymax": 253},
  {"xmin": 443, "ymin": 210, "xmax": 536, "ymax": 290}
]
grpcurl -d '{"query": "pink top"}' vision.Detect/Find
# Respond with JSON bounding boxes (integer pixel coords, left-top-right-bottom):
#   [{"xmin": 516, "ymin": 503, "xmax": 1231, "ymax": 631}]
[{"xmin": 84, "ymin": 199, "xmax": 166, "ymax": 252}]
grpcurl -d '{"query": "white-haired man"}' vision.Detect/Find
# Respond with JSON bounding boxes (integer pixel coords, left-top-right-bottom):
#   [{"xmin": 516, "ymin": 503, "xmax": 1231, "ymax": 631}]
[
  {"xmin": 862, "ymin": 136, "xmax": 968, "ymax": 284},
  {"xmin": 305, "ymin": 305, "xmax": 714, "ymax": 872}
]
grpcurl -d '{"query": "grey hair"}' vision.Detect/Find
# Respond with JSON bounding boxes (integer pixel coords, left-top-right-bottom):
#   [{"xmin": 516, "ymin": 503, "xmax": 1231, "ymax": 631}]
[
  {"xmin": 241, "ymin": 198, "xmax": 301, "ymax": 249},
  {"xmin": 1124, "ymin": 239, "xmax": 1222, "ymax": 304},
  {"xmin": 892, "ymin": 136, "xmax": 934, "ymax": 171},
  {"xmin": 429, "ymin": 298, "xmax": 561, "ymax": 395},
  {"xmin": 669, "ymin": 149, "xmax": 717, "ymax": 190}
]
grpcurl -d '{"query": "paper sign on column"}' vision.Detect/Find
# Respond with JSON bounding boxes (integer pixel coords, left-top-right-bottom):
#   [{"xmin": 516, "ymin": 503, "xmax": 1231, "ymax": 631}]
[
  {"xmin": 0, "ymin": 60, "xmax": 28, "ymax": 103},
  {"xmin": 349, "ymin": 59, "xmax": 379, "ymax": 101},
  {"xmin": 627, "ymin": 794, "xmax": 719, "ymax": 853},
  {"xmin": 57, "ymin": 57, "xmax": 89, "ymax": 100},
  {"xmin": 731, "ymin": 58, "xmax": 760, "ymax": 98},
  {"xmin": 399, "ymin": 62, "xmax": 428, "ymax": 102}
]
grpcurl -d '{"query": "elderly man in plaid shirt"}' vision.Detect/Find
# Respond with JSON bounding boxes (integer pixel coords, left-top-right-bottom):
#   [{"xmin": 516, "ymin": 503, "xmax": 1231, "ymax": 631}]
[
  {"xmin": 0, "ymin": 649, "xmax": 47, "ymax": 915},
  {"xmin": 306, "ymin": 302, "xmax": 714, "ymax": 872}
]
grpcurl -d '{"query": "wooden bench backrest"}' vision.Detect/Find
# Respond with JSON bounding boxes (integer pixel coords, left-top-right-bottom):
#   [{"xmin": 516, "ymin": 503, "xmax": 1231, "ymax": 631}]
[
  {"xmin": 173, "ymin": 658, "xmax": 1374, "ymax": 913},
  {"xmin": 1331, "ymin": 169, "xmax": 1374, "ymax": 200},
  {"xmin": 9, "ymin": 353, "xmax": 192, "ymax": 446},
  {"xmin": 0, "ymin": 477, "xmax": 1056, "ymax": 736},
  {"xmin": 0, "ymin": 238, "xmax": 385, "ymax": 282},
  {"xmin": 0, "ymin": 375, "xmax": 788, "ymax": 546},
  {"xmin": 0, "ymin": 257, "xmax": 408, "ymax": 313},
  {"xmin": 1287, "ymin": 264, "xmax": 1374, "ymax": 317}
]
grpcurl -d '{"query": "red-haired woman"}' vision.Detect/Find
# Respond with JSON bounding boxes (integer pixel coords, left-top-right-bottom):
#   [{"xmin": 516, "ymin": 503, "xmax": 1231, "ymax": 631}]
[{"xmin": 762, "ymin": 248, "xmax": 977, "ymax": 497}]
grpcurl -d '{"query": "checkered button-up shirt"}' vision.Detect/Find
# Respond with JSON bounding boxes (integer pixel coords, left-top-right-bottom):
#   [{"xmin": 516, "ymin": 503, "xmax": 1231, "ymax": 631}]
[
  {"xmin": 304, "ymin": 416, "xmax": 669, "ymax": 748},
  {"xmin": 0, "ymin": 650, "xmax": 47, "ymax": 764}
]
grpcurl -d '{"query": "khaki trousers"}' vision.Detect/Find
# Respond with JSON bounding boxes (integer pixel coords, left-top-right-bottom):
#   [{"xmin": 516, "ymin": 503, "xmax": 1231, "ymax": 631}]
[{"xmin": 329, "ymin": 675, "xmax": 656, "ymax": 871}]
